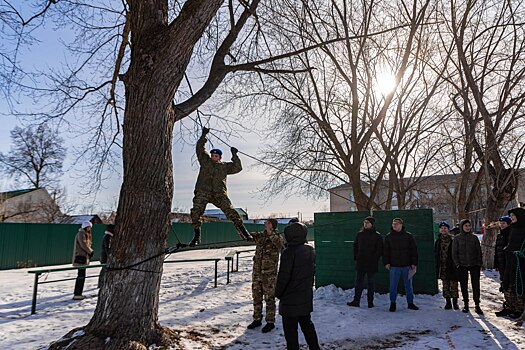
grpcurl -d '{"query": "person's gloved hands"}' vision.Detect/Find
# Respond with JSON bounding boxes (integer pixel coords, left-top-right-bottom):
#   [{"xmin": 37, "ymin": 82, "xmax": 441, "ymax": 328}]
[
  {"xmin": 202, "ymin": 127, "xmax": 210, "ymax": 136},
  {"xmin": 231, "ymin": 146, "xmax": 238, "ymax": 155}
]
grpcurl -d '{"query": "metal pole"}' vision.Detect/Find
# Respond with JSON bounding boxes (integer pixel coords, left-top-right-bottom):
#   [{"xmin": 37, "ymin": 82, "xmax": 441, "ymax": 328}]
[
  {"xmin": 214, "ymin": 260, "xmax": 218, "ymax": 288},
  {"xmin": 31, "ymin": 273, "xmax": 39, "ymax": 315},
  {"xmin": 235, "ymin": 252, "xmax": 240, "ymax": 272},
  {"xmin": 226, "ymin": 259, "xmax": 230, "ymax": 284}
]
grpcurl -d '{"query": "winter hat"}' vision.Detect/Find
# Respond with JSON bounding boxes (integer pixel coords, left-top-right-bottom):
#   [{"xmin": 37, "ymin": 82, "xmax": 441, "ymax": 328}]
[
  {"xmin": 508, "ymin": 207, "xmax": 525, "ymax": 226},
  {"xmin": 459, "ymin": 219, "xmax": 471, "ymax": 233},
  {"xmin": 288, "ymin": 218, "xmax": 299, "ymax": 224},
  {"xmin": 438, "ymin": 221, "xmax": 450, "ymax": 229},
  {"xmin": 392, "ymin": 217, "xmax": 404, "ymax": 225},
  {"xmin": 210, "ymin": 148, "xmax": 222, "ymax": 156},
  {"xmin": 364, "ymin": 216, "xmax": 375, "ymax": 225},
  {"xmin": 81, "ymin": 221, "xmax": 93, "ymax": 229},
  {"xmin": 498, "ymin": 216, "xmax": 512, "ymax": 224}
]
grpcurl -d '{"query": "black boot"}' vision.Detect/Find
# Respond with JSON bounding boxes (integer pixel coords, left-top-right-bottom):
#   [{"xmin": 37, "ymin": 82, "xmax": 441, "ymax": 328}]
[
  {"xmin": 247, "ymin": 320, "xmax": 262, "ymax": 329},
  {"xmin": 389, "ymin": 303, "xmax": 396, "ymax": 312},
  {"xmin": 462, "ymin": 303, "xmax": 469, "ymax": 313},
  {"xmin": 475, "ymin": 304, "xmax": 484, "ymax": 315},
  {"xmin": 261, "ymin": 323, "xmax": 275, "ymax": 333},
  {"xmin": 495, "ymin": 308, "xmax": 514, "ymax": 317},
  {"xmin": 408, "ymin": 303, "xmax": 419, "ymax": 310},
  {"xmin": 189, "ymin": 227, "xmax": 201, "ymax": 247},
  {"xmin": 368, "ymin": 300, "xmax": 374, "ymax": 308},
  {"xmin": 346, "ymin": 300, "xmax": 360, "ymax": 307},
  {"xmin": 445, "ymin": 298, "xmax": 452, "ymax": 310},
  {"xmin": 236, "ymin": 225, "xmax": 253, "ymax": 241},
  {"xmin": 452, "ymin": 298, "xmax": 459, "ymax": 310}
]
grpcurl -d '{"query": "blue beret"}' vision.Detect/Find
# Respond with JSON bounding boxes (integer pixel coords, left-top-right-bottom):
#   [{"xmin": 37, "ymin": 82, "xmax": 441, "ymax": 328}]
[
  {"xmin": 499, "ymin": 216, "xmax": 512, "ymax": 224},
  {"xmin": 210, "ymin": 148, "xmax": 222, "ymax": 156},
  {"xmin": 438, "ymin": 221, "xmax": 450, "ymax": 229}
]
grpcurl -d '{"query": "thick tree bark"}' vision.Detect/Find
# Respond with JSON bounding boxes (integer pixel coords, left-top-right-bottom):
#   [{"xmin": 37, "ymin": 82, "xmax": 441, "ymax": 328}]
[{"xmin": 49, "ymin": 1, "xmax": 224, "ymax": 349}]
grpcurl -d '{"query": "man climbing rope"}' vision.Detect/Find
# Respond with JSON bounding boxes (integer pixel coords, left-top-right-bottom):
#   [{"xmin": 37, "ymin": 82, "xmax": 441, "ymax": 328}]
[{"xmin": 189, "ymin": 127, "xmax": 252, "ymax": 246}]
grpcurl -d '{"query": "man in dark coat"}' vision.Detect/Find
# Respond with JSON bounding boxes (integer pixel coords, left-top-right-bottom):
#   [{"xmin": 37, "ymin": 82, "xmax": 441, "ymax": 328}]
[
  {"xmin": 189, "ymin": 127, "xmax": 252, "ymax": 246},
  {"xmin": 501, "ymin": 207, "xmax": 525, "ymax": 318},
  {"xmin": 347, "ymin": 216, "xmax": 383, "ymax": 308},
  {"xmin": 434, "ymin": 221, "xmax": 459, "ymax": 310},
  {"xmin": 494, "ymin": 216, "xmax": 512, "ymax": 316},
  {"xmin": 451, "ymin": 219, "xmax": 483, "ymax": 314},
  {"xmin": 98, "ymin": 224, "xmax": 115, "ymax": 288},
  {"xmin": 383, "ymin": 217, "xmax": 419, "ymax": 312},
  {"xmin": 275, "ymin": 222, "xmax": 320, "ymax": 350}
]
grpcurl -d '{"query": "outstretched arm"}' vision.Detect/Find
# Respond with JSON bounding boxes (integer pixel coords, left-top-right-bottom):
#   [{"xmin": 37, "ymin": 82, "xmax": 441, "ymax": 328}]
[
  {"xmin": 226, "ymin": 146, "xmax": 242, "ymax": 174},
  {"xmin": 196, "ymin": 128, "xmax": 210, "ymax": 163}
]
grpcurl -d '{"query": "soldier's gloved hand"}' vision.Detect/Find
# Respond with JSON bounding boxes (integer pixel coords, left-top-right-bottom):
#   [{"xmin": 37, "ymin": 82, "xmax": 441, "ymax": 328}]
[
  {"xmin": 231, "ymin": 146, "xmax": 238, "ymax": 155},
  {"xmin": 202, "ymin": 127, "xmax": 210, "ymax": 136}
]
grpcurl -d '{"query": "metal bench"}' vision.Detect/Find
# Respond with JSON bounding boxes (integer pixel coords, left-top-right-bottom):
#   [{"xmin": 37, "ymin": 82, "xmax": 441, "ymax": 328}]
[
  {"xmin": 233, "ymin": 248, "xmax": 256, "ymax": 272},
  {"xmin": 28, "ymin": 257, "xmax": 222, "ymax": 314}
]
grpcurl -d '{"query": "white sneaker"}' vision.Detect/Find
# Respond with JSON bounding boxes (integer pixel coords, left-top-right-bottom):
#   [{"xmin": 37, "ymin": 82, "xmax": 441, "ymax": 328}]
[{"xmin": 72, "ymin": 295, "xmax": 86, "ymax": 300}]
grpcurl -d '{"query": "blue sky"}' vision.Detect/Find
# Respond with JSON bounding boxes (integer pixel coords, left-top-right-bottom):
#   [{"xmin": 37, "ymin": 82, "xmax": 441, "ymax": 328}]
[{"xmin": 0, "ymin": 18, "xmax": 327, "ymax": 220}]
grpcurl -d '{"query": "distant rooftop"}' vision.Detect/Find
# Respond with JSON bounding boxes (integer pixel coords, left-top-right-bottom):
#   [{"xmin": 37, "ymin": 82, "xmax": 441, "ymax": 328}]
[{"xmin": 0, "ymin": 188, "xmax": 39, "ymax": 200}]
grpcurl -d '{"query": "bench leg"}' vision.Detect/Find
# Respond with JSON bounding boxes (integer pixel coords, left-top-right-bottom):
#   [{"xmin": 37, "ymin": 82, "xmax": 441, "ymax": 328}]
[
  {"xmin": 31, "ymin": 273, "xmax": 40, "ymax": 315},
  {"xmin": 227, "ymin": 260, "xmax": 230, "ymax": 284},
  {"xmin": 214, "ymin": 260, "xmax": 218, "ymax": 288},
  {"xmin": 235, "ymin": 252, "xmax": 240, "ymax": 272}
]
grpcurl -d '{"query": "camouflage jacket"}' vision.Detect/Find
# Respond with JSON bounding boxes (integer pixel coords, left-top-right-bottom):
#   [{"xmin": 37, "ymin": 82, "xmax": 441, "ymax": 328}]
[
  {"xmin": 252, "ymin": 229, "xmax": 285, "ymax": 276},
  {"xmin": 194, "ymin": 135, "xmax": 242, "ymax": 194}
]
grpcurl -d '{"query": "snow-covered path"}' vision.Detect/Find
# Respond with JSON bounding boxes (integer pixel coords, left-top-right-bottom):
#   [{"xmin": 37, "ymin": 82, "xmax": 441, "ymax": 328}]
[{"xmin": 0, "ymin": 247, "xmax": 523, "ymax": 349}]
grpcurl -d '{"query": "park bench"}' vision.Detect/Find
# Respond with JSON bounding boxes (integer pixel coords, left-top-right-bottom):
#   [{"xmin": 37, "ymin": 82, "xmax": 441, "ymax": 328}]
[
  {"xmin": 233, "ymin": 248, "xmax": 256, "ymax": 272},
  {"xmin": 28, "ymin": 257, "xmax": 221, "ymax": 315}
]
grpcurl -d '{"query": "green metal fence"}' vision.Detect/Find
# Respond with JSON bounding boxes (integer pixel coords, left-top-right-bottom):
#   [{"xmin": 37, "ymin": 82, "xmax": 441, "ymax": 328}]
[
  {"xmin": 0, "ymin": 221, "xmax": 283, "ymax": 270},
  {"xmin": 314, "ymin": 209, "xmax": 438, "ymax": 295}
]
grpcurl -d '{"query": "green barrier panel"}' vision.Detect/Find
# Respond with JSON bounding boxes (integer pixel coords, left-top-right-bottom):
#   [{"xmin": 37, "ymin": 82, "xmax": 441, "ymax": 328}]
[{"xmin": 314, "ymin": 209, "xmax": 438, "ymax": 295}]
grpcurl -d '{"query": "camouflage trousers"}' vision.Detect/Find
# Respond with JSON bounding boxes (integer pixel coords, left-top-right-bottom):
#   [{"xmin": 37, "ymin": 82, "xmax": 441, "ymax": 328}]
[
  {"xmin": 504, "ymin": 288, "xmax": 525, "ymax": 313},
  {"xmin": 441, "ymin": 279, "xmax": 459, "ymax": 298},
  {"xmin": 190, "ymin": 191, "xmax": 243, "ymax": 229},
  {"xmin": 252, "ymin": 273, "xmax": 277, "ymax": 323}
]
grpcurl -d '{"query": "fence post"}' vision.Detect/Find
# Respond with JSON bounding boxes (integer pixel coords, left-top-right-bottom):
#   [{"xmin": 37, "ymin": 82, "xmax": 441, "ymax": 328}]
[{"xmin": 214, "ymin": 260, "xmax": 218, "ymax": 288}]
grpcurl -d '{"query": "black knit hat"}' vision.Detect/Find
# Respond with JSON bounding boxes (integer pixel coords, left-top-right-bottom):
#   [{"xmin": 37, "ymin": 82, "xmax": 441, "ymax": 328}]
[{"xmin": 364, "ymin": 216, "xmax": 375, "ymax": 225}]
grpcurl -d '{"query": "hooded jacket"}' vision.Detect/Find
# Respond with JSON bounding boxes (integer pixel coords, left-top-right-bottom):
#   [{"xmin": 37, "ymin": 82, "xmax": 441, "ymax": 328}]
[
  {"xmin": 502, "ymin": 207, "xmax": 525, "ymax": 291},
  {"xmin": 451, "ymin": 219, "xmax": 482, "ymax": 268},
  {"xmin": 275, "ymin": 222, "xmax": 315, "ymax": 317},
  {"xmin": 494, "ymin": 225, "xmax": 510, "ymax": 274},
  {"xmin": 383, "ymin": 226, "xmax": 418, "ymax": 267}
]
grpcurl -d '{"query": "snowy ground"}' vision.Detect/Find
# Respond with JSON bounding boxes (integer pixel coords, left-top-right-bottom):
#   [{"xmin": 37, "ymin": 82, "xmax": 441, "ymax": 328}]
[{"xmin": 0, "ymin": 246, "xmax": 524, "ymax": 350}]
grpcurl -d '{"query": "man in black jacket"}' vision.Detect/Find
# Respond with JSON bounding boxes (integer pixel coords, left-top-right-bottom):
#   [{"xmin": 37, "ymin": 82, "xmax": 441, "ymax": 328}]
[
  {"xmin": 451, "ymin": 219, "xmax": 483, "ymax": 314},
  {"xmin": 347, "ymin": 216, "xmax": 383, "ymax": 308},
  {"xmin": 383, "ymin": 218, "xmax": 419, "ymax": 312},
  {"xmin": 495, "ymin": 216, "xmax": 512, "ymax": 316},
  {"xmin": 275, "ymin": 222, "xmax": 320, "ymax": 350}
]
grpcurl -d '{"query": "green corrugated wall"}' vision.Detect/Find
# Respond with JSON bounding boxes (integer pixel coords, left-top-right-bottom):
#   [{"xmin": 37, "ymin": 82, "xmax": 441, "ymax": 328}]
[
  {"xmin": 0, "ymin": 221, "xmax": 282, "ymax": 270},
  {"xmin": 314, "ymin": 209, "xmax": 438, "ymax": 295}
]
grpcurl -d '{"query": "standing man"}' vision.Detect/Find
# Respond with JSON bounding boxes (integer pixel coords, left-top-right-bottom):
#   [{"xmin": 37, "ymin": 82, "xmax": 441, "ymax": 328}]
[
  {"xmin": 247, "ymin": 219, "xmax": 285, "ymax": 333},
  {"xmin": 494, "ymin": 216, "xmax": 512, "ymax": 316},
  {"xmin": 98, "ymin": 224, "xmax": 115, "ymax": 289},
  {"xmin": 72, "ymin": 221, "xmax": 94, "ymax": 300},
  {"xmin": 434, "ymin": 222, "xmax": 459, "ymax": 310},
  {"xmin": 189, "ymin": 127, "xmax": 252, "ymax": 246},
  {"xmin": 451, "ymin": 219, "xmax": 483, "ymax": 314},
  {"xmin": 501, "ymin": 207, "xmax": 525, "ymax": 319},
  {"xmin": 275, "ymin": 222, "xmax": 320, "ymax": 350},
  {"xmin": 347, "ymin": 216, "xmax": 383, "ymax": 308},
  {"xmin": 383, "ymin": 218, "xmax": 419, "ymax": 312}
]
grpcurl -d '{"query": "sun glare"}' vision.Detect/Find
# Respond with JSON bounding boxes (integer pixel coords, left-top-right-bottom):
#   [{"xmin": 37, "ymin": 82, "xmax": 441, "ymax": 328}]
[{"xmin": 374, "ymin": 72, "xmax": 397, "ymax": 96}]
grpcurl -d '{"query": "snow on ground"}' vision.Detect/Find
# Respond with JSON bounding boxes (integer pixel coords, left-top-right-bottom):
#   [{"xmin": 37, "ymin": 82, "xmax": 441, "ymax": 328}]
[{"xmin": 0, "ymin": 246, "xmax": 524, "ymax": 350}]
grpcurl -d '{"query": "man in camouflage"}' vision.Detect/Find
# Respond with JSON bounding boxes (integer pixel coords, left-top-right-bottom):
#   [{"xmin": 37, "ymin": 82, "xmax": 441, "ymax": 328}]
[
  {"xmin": 247, "ymin": 218, "xmax": 285, "ymax": 333},
  {"xmin": 189, "ymin": 127, "xmax": 252, "ymax": 246}
]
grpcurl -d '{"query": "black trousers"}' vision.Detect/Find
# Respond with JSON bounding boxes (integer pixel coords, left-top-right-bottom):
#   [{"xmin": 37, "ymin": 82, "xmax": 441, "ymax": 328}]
[
  {"xmin": 282, "ymin": 314, "xmax": 320, "ymax": 350},
  {"xmin": 354, "ymin": 270, "xmax": 376, "ymax": 302},
  {"xmin": 74, "ymin": 268, "xmax": 86, "ymax": 296},
  {"xmin": 457, "ymin": 266, "xmax": 481, "ymax": 305}
]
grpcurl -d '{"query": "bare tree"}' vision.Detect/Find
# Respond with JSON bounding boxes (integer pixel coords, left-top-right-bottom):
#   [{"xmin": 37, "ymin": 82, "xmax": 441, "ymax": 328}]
[{"xmin": 0, "ymin": 124, "xmax": 66, "ymax": 189}]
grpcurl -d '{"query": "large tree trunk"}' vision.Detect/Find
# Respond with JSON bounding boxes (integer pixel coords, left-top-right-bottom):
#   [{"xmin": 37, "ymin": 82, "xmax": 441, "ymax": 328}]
[{"xmin": 50, "ymin": 1, "xmax": 224, "ymax": 349}]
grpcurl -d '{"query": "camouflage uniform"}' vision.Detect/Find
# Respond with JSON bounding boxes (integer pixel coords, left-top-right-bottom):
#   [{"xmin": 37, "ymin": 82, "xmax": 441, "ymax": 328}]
[
  {"xmin": 251, "ymin": 229, "xmax": 285, "ymax": 323},
  {"xmin": 190, "ymin": 134, "xmax": 243, "ymax": 230}
]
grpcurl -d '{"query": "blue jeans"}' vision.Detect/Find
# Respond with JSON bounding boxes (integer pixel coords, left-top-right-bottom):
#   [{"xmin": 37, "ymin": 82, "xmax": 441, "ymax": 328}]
[{"xmin": 389, "ymin": 266, "xmax": 414, "ymax": 304}]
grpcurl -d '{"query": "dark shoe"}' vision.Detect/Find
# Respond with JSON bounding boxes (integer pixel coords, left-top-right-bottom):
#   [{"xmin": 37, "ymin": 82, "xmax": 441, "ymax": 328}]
[
  {"xmin": 368, "ymin": 301, "xmax": 374, "ymax": 308},
  {"xmin": 408, "ymin": 303, "xmax": 419, "ymax": 310},
  {"xmin": 509, "ymin": 311, "xmax": 521, "ymax": 319},
  {"xmin": 389, "ymin": 303, "xmax": 396, "ymax": 312},
  {"xmin": 347, "ymin": 300, "xmax": 360, "ymax": 307},
  {"xmin": 462, "ymin": 304, "xmax": 469, "ymax": 313},
  {"xmin": 247, "ymin": 320, "xmax": 262, "ymax": 329},
  {"xmin": 495, "ymin": 308, "xmax": 513, "ymax": 317},
  {"xmin": 445, "ymin": 298, "xmax": 452, "ymax": 310},
  {"xmin": 475, "ymin": 305, "xmax": 484, "ymax": 315},
  {"xmin": 189, "ymin": 228, "xmax": 201, "ymax": 247},
  {"xmin": 453, "ymin": 298, "xmax": 459, "ymax": 310},
  {"xmin": 72, "ymin": 295, "xmax": 86, "ymax": 300},
  {"xmin": 261, "ymin": 323, "xmax": 275, "ymax": 333}
]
